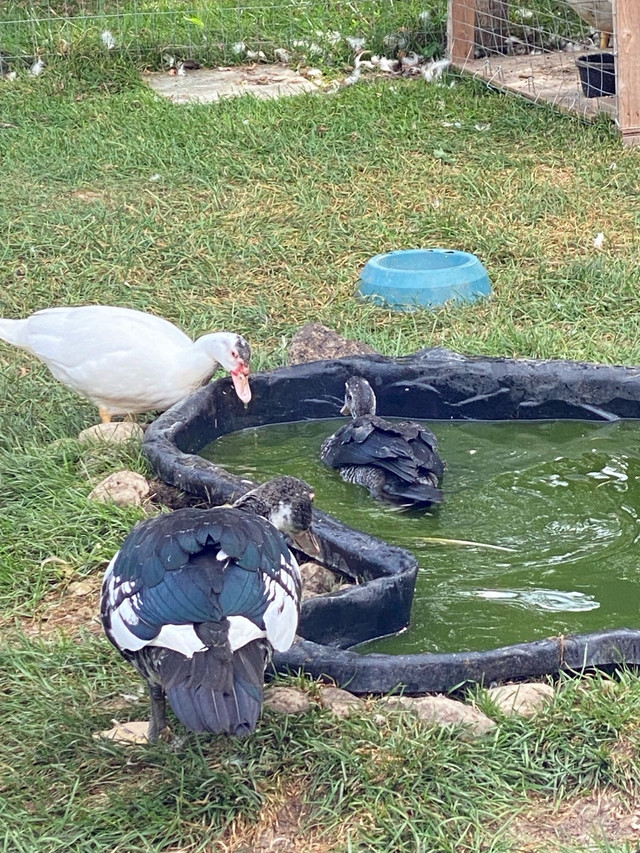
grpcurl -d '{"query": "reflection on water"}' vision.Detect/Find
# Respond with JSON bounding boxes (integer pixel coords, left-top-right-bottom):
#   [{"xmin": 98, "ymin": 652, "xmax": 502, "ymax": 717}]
[
  {"xmin": 201, "ymin": 418, "xmax": 640, "ymax": 654},
  {"xmin": 466, "ymin": 588, "xmax": 599, "ymax": 612}
]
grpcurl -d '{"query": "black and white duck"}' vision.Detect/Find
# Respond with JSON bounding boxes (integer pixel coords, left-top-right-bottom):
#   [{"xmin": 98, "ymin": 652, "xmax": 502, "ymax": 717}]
[
  {"xmin": 321, "ymin": 375, "xmax": 445, "ymax": 508},
  {"xmin": 101, "ymin": 475, "xmax": 319, "ymax": 742},
  {"xmin": 0, "ymin": 305, "xmax": 251, "ymax": 422}
]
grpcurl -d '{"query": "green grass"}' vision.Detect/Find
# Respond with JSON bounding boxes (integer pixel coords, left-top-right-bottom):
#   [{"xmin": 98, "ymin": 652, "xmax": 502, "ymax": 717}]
[
  {"xmin": 0, "ymin": 0, "xmax": 593, "ymax": 69},
  {"xmin": 0, "ymin": 0, "xmax": 447, "ymax": 67},
  {"xmin": 2, "ymin": 18, "xmax": 640, "ymax": 851},
  {"xmin": 2, "ymin": 645, "xmax": 640, "ymax": 851}
]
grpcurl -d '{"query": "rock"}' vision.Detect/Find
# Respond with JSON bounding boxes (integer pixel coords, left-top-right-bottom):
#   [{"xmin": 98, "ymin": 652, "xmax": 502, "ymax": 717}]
[
  {"xmin": 379, "ymin": 694, "xmax": 496, "ymax": 738},
  {"xmin": 299, "ymin": 561, "xmax": 339, "ymax": 600},
  {"xmin": 410, "ymin": 696, "xmax": 496, "ymax": 737},
  {"xmin": 318, "ymin": 686, "xmax": 364, "ymax": 718},
  {"xmin": 88, "ymin": 470, "xmax": 150, "ymax": 506},
  {"xmin": 378, "ymin": 696, "xmax": 414, "ymax": 713},
  {"xmin": 485, "ymin": 682, "xmax": 555, "ymax": 718},
  {"xmin": 79, "ymin": 422, "xmax": 144, "ymax": 444},
  {"xmin": 67, "ymin": 580, "xmax": 95, "ymax": 597},
  {"xmin": 288, "ymin": 323, "xmax": 378, "ymax": 365},
  {"xmin": 263, "ymin": 686, "xmax": 312, "ymax": 715}
]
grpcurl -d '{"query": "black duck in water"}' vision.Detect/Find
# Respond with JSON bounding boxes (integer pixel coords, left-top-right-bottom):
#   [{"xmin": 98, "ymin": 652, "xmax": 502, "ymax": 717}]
[{"xmin": 321, "ymin": 376, "xmax": 445, "ymax": 508}]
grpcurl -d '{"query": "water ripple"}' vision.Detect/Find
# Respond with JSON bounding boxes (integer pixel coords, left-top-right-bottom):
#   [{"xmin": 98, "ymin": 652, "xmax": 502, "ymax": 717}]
[{"xmin": 467, "ymin": 588, "xmax": 600, "ymax": 612}]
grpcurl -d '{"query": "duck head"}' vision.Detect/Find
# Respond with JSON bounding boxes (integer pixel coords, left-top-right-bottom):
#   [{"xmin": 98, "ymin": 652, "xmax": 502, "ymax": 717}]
[
  {"xmin": 196, "ymin": 332, "xmax": 252, "ymax": 403},
  {"xmin": 234, "ymin": 475, "xmax": 320, "ymax": 556},
  {"xmin": 340, "ymin": 375, "xmax": 377, "ymax": 418}
]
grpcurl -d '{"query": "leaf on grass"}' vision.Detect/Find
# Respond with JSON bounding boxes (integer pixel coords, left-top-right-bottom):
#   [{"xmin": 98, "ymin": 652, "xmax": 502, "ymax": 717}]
[
  {"xmin": 94, "ymin": 720, "xmax": 149, "ymax": 744},
  {"xmin": 433, "ymin": 148, "xmax": 454, "ymax": 164}
]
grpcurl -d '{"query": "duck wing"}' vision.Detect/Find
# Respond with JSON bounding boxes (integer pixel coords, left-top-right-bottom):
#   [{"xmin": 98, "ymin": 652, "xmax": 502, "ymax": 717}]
[
  {"xmin": 322, "ymin": 416, "xmax": 444, "ymax": 483},
  {"xmin": 12, "ymin": 306, "xmax": 193, "ymax": 408},
  {"xmin": 102, "ymin": 506, "xmax": 301, "ymax": 656},
  {"xmin": 12, "ymin": 305, "xmax": 190, "ymax": 366},
  {"xmin": 389, "ymin": 419, "xmax": 446, "ymax": 480}
]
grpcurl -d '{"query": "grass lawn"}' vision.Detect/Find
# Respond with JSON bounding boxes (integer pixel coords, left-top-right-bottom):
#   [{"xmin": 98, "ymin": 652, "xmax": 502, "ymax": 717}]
[{"xmin": 2, "ymin": 21, "xmax": 640, "ymax": 851}]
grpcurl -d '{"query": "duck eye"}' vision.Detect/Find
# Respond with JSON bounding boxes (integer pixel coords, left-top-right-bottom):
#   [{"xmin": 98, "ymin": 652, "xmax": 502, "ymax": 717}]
[{"xmin": 231, "ymin": 350, "xmax": 238, "ymax": 359}]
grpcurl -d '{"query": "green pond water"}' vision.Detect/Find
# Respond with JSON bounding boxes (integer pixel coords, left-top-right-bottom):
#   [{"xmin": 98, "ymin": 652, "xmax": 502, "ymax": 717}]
[{"xmin": 201, "ymin": 419, "xmax": 640, "ymax": 655}]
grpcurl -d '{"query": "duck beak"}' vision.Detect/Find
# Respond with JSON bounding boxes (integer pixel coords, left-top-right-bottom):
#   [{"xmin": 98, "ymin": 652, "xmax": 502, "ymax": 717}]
[
  {"xmin": 231, "ymin": 365, "xmax": 252, "ymax": 404},
  {"xmin": 289, "ymin": 529, "xmax": 321, "ymax": 556},
  {"xmin": 340, "ymin": 402, "xmax": 351, "ymax": 416}
]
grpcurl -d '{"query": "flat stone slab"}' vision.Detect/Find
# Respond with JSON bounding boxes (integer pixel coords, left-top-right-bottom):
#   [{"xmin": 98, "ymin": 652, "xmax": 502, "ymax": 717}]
[{"xmin": 145, "ymin": 65, "xmax": 319, "ymax": 103}]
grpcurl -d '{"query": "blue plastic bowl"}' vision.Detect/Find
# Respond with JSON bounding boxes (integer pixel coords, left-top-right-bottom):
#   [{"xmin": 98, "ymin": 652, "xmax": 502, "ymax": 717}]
[{"xmin": 358, "ymin": 248, "xmax": 492, "ymax": 311}]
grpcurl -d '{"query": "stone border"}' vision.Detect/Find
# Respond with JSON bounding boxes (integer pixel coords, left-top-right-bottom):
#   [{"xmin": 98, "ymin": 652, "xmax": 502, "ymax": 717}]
[{"xmin": 144, "ymin": 348, "xmax": 640, "ymax": 692}]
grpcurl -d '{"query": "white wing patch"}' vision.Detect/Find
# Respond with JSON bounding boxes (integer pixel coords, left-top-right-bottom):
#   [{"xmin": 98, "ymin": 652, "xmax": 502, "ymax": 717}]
[
  {"xmin": 109, "ymin": 603, "xmax": 207, "ymax": 657},
  {"xmin": 148, "ymin": 623, "xmax": 207, "ymax": 657},
  {"xmin": 103, "ymin": 554, "xmax": 119, "ymax": 602},
  {"xmin": 227, "ymin": 615, "xmax": 267, "ymax": 651},
  {"xmin": 107, "ymin": 605, "xmax": 148, "ymax": 652},
  {"xmin": 104, "ymin": 554, "xmax": 208, "ymax": 658},
  {"xmin": 263, "ymin": 553, "xmax": 301, "ymax": 652}
]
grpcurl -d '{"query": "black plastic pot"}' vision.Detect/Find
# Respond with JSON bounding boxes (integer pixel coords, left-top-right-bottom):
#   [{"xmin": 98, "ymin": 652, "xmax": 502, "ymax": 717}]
[
  {"xmin": 576, "ymin": 52, "xmax": 616, "ymax": 98},
  {"xmin": 144, "ymin": 348, "xmax": 640, "ymax": 693}
]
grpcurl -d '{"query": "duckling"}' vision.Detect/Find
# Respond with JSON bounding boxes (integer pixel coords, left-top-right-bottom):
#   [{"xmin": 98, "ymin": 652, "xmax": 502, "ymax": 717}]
[{"xmin": 321, "ymin": 376, "xmax": 444, "ymax": 507}]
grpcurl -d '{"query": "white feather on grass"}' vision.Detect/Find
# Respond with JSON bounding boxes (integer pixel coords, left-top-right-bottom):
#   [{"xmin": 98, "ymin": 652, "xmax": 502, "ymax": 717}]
[
  {"xmin": 345, "ymin": 36, "xmax": 366, "ymax": 51},
  {"xmin": 246, "ymin": 49, "xmax": 267, "ymax": 62},
  {"xmin": 274, "ymin": 47, "xmax": 292, "ymax": 64},
  {"xmin": 101, "ymin": 30, "xmax": 116, "ymax": 50},
  {"xmin": 422, "ymin": 57, "xmax": 451, "ymax": 83}
]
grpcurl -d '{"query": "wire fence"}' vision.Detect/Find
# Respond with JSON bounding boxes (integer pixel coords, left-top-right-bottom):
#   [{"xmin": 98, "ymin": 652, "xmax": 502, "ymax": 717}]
[
  {"xmin": 471, "ymin": 0, "xmax": 611, "ymax": 57},
  {"xmin": 0, "ymin": 0, "xmax": 448, "ymax": 69},
  {"xmin": 449, "ymin": 1, "xmax": 616, "ymax": 118}
]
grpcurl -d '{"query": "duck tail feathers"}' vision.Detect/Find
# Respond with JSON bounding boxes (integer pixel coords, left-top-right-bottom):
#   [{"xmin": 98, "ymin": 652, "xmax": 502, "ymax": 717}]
[
  {"xmin": 382, "ymin": 481, "xmax": 444, "ymax": 507},
  {"xmin": 165, "ymin": 640, "xmax": 269, "ymax": 736},
  {"xmin": 0, "ymin": 318, "xmax": 25, "ymax": 347}
]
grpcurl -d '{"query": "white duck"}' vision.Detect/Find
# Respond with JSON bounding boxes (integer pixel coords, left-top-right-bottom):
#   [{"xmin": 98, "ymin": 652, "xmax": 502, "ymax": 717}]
[{"xmin": 0, "ymin": 305, "xmax": 252, "ymax": 422}]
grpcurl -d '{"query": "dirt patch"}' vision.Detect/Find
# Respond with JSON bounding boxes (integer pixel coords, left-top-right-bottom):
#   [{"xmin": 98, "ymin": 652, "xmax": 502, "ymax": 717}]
[
  {"xmin": 510, "ymin": 788, "xmax": 640, "ymax": 850},
  {"xmin": 146, "ymin": 478, "xmax": 213, "ymax": 511},
  {"xmin": 68, "ymin": 190, "xmax": 108, "ymax": 203},
  {"xmin": 0, "ymin": 575, "xmax": 103, "ymax": 640},
  {"xmin": 531, "ymin": 163, "xmax": 577, "ymax": 188},
  {"xmin": 144, "ymin": 65, "xmax": 320, "ymax": 105},
  {"xmin": 222, "ymin": 787, "xmax": 344, "ymax": 853}
]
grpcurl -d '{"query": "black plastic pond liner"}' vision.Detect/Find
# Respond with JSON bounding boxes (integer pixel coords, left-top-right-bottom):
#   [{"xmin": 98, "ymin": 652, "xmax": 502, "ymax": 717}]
[
  {"xmin": 144, "ymin": 348, "xmax": 640, "ymax": 693},
  {"xmin": 277, "ymin": 630, "xmax": 640, "ymax": 694}
]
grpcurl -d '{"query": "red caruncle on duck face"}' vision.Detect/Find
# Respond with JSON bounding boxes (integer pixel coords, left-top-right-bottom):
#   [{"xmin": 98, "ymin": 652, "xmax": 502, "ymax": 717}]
[{"xmin": 229, "ymin": 337, "xmax": 252, "ymax": 404}]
